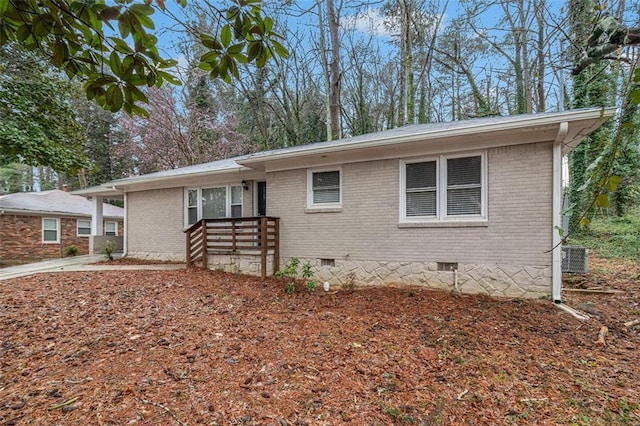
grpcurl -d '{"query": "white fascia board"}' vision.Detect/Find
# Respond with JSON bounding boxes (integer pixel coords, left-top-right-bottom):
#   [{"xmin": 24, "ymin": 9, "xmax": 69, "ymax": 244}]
[
  {"xmin": 77, "ymin": 165, "xmax": 256, "ymax": 195},
  {"xmin": 0, "ymin": 209, "xmax": 123, "ymax": 220},
  {"xmin": 237, "ymin": 108, "xmax": 616, "ymax": 168}
]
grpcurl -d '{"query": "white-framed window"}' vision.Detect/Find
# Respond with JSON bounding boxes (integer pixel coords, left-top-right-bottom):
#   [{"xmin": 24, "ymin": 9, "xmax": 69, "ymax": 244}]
[
  {"xmin": 77, "ymin": 219, "xmax": 91, "ymax": 236},
  {"xmin": 230, "ymin": 185, "xmax": 243, "ymax": 217},
  {"xmin": 307, "ymin": 168, "xmax": 342, "ymax": 208},
  {"xmin": 42, "ymin": 218, "xmax": 60, "ymax": 243},
  {"xmin": 105, "ymin": 221, "xmax": 118, "ymax": 236},
  {"xmin": 400, "ymin": 152, "xmax": 486, "ymax": 222},
  {"xmin": 184, "ymin": 184, "xmax": 243, "ymax": 226}
]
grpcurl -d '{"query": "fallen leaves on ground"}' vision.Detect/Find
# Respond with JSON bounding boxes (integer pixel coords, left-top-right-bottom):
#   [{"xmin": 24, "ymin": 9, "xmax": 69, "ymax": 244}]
[{"xmin": 1, "ymin": 257, "xmax": 638, "ymax": 425}]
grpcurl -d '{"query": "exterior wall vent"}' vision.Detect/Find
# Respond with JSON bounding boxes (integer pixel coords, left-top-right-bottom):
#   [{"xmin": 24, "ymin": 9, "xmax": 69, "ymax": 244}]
[
  {"xmin": 561, "ymin": 246, "xmax": 589, "ymax": 274},
  {"xmin": 320, "ymin": 258, "xmax": 335, "ymax": 267},
  {"xmin": 437, "ymin": 262, "xmax": 458, "ymax": 272}
]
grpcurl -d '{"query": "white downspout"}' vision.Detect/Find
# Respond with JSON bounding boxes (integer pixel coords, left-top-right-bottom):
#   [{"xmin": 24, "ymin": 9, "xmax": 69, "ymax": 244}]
[
  {"xmin": 123, "ymin": 191, "xmax": 128, "ymax": 257},
  {"xmin": 553, "ymin": 122, "xmax": 568, "ymax": 303}
]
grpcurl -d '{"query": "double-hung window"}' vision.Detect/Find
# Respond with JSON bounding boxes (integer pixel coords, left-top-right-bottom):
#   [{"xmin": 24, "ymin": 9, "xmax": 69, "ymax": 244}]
[
  {"xmin": 307, "ymin": 168, "xmax": 342, "ymax": 208},
  {"xmin": 185, "ymin": 185, "xmax": 243, "ymax": 226},
  {"xmin": 77, "ymin": 219, "xmax": 91, "ymax": 236},
  {"xmin": 105, "ymin": 221, "xmax": 118, "ymax": 236},
  {"xmin": 42, "ymin": 218, "xmax": 59, "ymax": 243},
  {"xmin": 401, "ymin": 152, "xmax": 486, "ymax": 222}
]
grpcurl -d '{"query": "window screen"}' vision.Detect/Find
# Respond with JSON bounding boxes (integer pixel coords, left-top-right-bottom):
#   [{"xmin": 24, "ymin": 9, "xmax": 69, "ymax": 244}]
[
  {"xmin": 312, "ymin": 171, "xmax": 340, "ymax": 204},
  {"xmin": 405, "ymin": 161, "xmax": 437, "ymax": 217},
  {"xmin": 447, "ymin": 156, "xmax": 481, "ymax": 216}
]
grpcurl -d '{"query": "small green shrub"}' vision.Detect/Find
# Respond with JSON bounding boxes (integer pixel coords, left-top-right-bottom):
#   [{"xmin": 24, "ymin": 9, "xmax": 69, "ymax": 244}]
[
  {"xmin": 276, "ymin": 259, "xmax": 318, "ymax": 294},
  {"xmin": 286, "ymin": 282, "xmax": 295, "ymax": 294},
  {"xmin": 102, "ymin": 240, "xmax": 116, "ymax": 260},
  {"xmin": 64, "ymin": 245, "xmax": 78, "ymax": 257}
]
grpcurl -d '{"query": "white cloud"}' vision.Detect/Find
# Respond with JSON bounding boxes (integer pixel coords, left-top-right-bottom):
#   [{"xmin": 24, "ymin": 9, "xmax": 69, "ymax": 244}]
[{"xmin": 342, "ymin": 8, "xmax": 393, "ymax": 38}]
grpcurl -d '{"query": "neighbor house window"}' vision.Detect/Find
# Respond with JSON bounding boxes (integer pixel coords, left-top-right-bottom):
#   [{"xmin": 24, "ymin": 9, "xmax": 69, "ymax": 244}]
[
  {"xmin": 307, "ymin": 168, "xmax": 341, "ymax": 207},
  {"xmin": 401, "ymin": 152, "xmax": 486, "ymax": 221},
  {"xmin": 105, "ymin": 221, "xmax": 117, "ymax": 236},
  {"xmin": 42, "ymin": 218, "xmax": 59, "ymax": 243},
  {"xmin": 185, "ymin": 184, "xmax": 244, "ymax": 226},
  {"xmin": 77, "ymin": 219, "xmax": 91, "ymax": 236}
]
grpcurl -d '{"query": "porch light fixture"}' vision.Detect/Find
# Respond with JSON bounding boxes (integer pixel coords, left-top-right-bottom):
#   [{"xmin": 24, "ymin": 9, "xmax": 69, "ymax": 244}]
[{"xmin": 241, "ymin": 180, "xmax": 249, "ymax": 191}]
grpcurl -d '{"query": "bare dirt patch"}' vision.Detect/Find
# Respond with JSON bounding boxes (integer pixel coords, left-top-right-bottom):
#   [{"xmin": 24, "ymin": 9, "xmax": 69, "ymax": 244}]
[{"xmin": 1, "ymin": 259, "xmax": 638, "ymax": 425}]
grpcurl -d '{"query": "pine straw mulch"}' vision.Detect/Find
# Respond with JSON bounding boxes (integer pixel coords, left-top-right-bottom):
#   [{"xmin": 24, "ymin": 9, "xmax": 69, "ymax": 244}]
[{"xmin": 0, "ymin": 257, "xmax": 638, "ymax": 425}]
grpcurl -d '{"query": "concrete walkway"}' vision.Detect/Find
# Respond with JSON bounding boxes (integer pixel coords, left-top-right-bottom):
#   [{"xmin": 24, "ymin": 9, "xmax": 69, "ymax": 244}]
[{"xmin": 0, "ymin": 255, "xmax": 185, "ymax": 281}]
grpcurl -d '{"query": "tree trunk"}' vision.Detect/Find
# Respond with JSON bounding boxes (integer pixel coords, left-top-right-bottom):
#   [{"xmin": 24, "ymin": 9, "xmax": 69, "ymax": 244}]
[{"xmin": 326, "ymin": 0, "xmax": 341, "ymax": 140}]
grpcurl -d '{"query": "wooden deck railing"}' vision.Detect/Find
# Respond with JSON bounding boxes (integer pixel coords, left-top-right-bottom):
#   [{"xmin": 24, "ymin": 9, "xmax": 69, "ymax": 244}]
[{"xmin": 184, "ymin": 216, "xmax": 279, "ymax": 278}]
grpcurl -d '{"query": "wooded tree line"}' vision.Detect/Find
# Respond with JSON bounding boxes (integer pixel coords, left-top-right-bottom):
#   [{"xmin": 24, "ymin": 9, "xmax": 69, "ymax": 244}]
[{"xmin": 1, "ymin": 0, "xmax": 639, "ymax": 226}]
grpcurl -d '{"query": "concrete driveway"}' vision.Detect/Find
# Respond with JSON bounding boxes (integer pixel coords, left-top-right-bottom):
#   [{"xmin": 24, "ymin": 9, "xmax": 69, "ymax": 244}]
[{"xmin": 0, "ymin": 255, "xmax": 185, "ymax": 281}]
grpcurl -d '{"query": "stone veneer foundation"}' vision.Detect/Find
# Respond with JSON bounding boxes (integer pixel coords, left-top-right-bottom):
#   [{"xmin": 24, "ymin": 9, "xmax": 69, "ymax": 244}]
[
  {"xmin": 280, "ymin": 257, "xmax": 552, "ymax": 299},
  {"xmin": 125, "ymin": 252, "xmax": 551, "ymax": 299}
]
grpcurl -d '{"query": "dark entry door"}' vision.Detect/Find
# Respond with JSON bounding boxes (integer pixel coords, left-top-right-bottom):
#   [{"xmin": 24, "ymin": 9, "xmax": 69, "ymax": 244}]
[{"xmin": 257, "ymin": 181, "xmax": 267, "ymax": 216}]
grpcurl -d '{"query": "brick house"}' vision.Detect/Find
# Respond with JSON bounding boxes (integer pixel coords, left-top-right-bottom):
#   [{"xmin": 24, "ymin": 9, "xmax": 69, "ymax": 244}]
[
  {"xmin": 0, "ymin": 189, "xmax": 124, "ymax": 266},
  {"xmin": 76, "ymin": 108, "xmax": 614, "ymax": 301}
]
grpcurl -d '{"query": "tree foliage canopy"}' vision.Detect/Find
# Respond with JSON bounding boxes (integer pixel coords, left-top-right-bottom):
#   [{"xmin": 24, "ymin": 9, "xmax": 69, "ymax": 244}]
[
  {"xmin": 0, "ymin": 44, "xmax": 86, "ymax": 172},
  {"xmin": 0, "ymin": 0, "xmax": 288, "ymax": 115}
]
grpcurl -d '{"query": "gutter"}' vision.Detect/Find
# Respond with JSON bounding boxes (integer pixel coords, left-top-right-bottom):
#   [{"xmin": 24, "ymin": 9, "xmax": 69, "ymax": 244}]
[
  {"xmin": 238, "ymin": 108, "xmax": 617, "ymax": 166},
  {"xmin": 552, "ymin": 122, "xmax": 568, "ymax": 303},
  {"xmin": 108, "ymin": 165, "xmax": 250, "ymax": 191}
]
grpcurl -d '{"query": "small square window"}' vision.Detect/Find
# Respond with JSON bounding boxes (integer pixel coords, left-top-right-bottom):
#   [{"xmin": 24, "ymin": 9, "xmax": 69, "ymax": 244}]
[{"xmin": 308, "ymin": 169, "xmax": 342, "ymax": 208}]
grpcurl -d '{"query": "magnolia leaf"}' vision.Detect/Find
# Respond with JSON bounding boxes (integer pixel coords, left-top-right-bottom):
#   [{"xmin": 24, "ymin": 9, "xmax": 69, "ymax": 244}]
[
  {"xmin": 270, "ymin": 39, "xmax": 289, "ymax": 58},
  {"xmin": 109, "ymin": 51, "xmax": 123, "ymax": 77},
  {"xmin": 220, "ymin": 25, "xmax": 231, "ymax": 47}
]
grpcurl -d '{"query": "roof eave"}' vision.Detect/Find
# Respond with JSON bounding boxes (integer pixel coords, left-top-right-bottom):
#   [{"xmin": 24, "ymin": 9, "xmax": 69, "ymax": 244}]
[{"xmin": 237, "ymin": 108, "xmax": 617, "ymax": 167}]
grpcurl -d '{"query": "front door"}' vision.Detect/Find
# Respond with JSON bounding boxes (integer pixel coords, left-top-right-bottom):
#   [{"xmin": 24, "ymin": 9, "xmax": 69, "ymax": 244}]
[{"xmin": 257, "ymin": 181, "xmax": 267, "ymax": 216}]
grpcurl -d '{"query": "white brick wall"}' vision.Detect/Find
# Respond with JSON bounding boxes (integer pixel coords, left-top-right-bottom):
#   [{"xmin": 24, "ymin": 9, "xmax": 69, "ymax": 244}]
[
  {"xmin": 127, "ymin": 187, "xmax": 186, "ymax": 258},
  {"xmin": 268, "ymin": 142, "xmax": 553, "ymax": 268}
]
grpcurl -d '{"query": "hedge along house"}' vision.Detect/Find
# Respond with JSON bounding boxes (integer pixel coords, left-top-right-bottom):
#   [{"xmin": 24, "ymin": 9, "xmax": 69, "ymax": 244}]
[
  {"xmin": 0, "ymin": 189, "xmax": 124, "ymax": 266},
  {"xmin": 76, "ymin": 108, "xmax": 615, "ymax": 301}
]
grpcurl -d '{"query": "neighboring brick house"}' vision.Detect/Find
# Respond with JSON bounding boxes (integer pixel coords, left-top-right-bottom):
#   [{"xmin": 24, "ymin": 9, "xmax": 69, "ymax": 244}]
[{"xmin": 0, "ymin": 189, "xmax": 124, "ymax": 266}]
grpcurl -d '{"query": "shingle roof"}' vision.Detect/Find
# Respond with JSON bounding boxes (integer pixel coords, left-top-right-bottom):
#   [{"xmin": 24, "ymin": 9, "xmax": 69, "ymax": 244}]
[{"xmin": 0, "ymin": 190, "xmax": 124, "ymax": 218}]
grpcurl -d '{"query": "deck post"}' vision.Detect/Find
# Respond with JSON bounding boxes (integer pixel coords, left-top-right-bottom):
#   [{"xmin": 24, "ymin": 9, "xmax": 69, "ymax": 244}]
[
  {"xmin": 260, "ymin": 216, "xmax": 267, "ymax": 278},
  {"xmin": 186, "ymin": 228, "xmax": 192, "ymax": 267},
  {"xmin": 273, "ymin": 218, "xmax": 280, "ymax": 276},
  {"xmin": 201, "ymin": 219, "xmax": 208, "ymax": 269},
  {"xmin": 232, "ymin": 220, "xmax": 237, "ymax": 251}
]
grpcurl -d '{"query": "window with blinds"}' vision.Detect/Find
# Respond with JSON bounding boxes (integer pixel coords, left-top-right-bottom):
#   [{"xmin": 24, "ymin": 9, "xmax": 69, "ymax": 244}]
[
  {"xmin": 405, "ymin": 161, "xmax": 437, "ymax": 217},
  {"xmin": 401, "ymin": 153, "xmax": 485, "ymax": 221},
  {"xmin": 446, "ymin": 156, "xmax": 482, "ymax": 216},
  {"xmin": 310, "ymin": 170, "xmax": 341, "ymax": 205}
]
